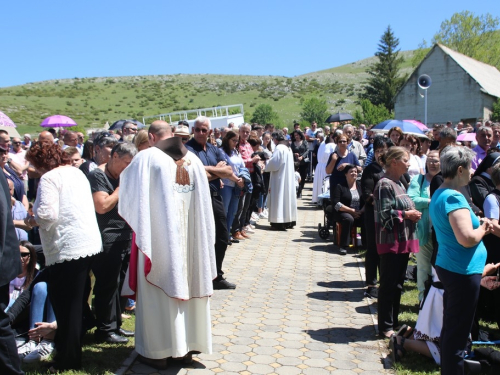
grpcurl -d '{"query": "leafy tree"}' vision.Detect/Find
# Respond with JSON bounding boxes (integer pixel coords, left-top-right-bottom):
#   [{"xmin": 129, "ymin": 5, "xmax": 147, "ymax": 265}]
[
  {"xmin": 412, "ymin": 11, "xmax": 500, "ymax": 69},
  {"xmin": 353, "ymin": 99, "xmax": 392, "ymax": 126},
  {"xmin": 300, "ymin": 97, "xmax": 329, "ymax": 124},
  {"xmin": 491, "ymin": 98, "xmax": 500, "ymax": 122},
  {"xmin": 249, "ymin": 104, "xmax": 279, "ymax": 124},
  {"xmin": 362, "ymin": 26, "xmax": 406, "ymax": 113}
]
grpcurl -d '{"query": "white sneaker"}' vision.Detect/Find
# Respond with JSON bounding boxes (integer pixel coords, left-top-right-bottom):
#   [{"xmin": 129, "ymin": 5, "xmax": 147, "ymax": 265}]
[
  {"xmin": 250, "ymin": 212, "xmax": 260, "ymax": 221},
  {"xmin": 23, "ymin": 340, "xmax": 55, "ymax": 363},
  {"xmin": 18, "ymin": 340, "xmax": 37, "ymax": 358},
  {"xmin": 259, "ymin": 212, "xmax": 268, "ymax": 219},
  {"xmin": 244, "ymin": 225, "xmax": 255, "ymax": 234}
]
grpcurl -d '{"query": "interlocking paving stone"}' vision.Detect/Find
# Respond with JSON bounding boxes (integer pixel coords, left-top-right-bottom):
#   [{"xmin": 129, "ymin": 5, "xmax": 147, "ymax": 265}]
[{"xmin": 121, "ymin": 186, "xmax": 390, "ymax": 374}]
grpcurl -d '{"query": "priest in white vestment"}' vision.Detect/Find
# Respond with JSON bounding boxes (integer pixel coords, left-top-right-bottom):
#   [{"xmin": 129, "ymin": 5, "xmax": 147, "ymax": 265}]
[
  {"xmin": 312, "ymin": 135, "xmax": 336, "ymax": 204},
  {"xmin": 119, "ymin": 123, "xmax": 217, "ymax": 370},
  {"xmin": 265, "ymin": 130, "xmax": 298, "ymax": 230}
]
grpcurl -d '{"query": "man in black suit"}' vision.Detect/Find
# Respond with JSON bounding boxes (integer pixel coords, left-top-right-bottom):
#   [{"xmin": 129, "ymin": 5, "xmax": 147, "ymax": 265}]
[{"xmin": 0, "ymin": 172, "xmax": 24, "ymax": 374}]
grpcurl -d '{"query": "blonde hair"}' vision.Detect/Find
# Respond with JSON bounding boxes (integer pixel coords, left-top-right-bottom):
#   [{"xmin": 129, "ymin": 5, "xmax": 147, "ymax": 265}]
[
  {"xmin": 380, "ymin": 146, "xmax": 408, "ymax": 168},
  {"xmin": 133, "ymin": 129, "xmax": 149, "ymax": 149}
]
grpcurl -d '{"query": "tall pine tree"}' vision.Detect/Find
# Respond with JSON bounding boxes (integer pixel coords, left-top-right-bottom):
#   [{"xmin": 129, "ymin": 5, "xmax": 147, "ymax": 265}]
[{"xmin": 362, "ymin": 26, "xmax": 406, "ymax": 113}]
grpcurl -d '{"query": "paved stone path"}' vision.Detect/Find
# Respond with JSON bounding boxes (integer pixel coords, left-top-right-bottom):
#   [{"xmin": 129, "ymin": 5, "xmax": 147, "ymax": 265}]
[{"xmin": 120, "ymin": 186, "xmax": 391, "ymax": 375}]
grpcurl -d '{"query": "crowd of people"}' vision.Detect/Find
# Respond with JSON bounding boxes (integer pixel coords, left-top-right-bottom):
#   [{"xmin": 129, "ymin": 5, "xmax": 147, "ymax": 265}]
[
  {"xmin": 305, "ymin": 119, "xmax": 500, "ymax": 374},
  {"xmin": 0, "ymin": 117, "xmax": 299, "ymax": 373},
  {"xmin": 2, "ymin": 116, "xmax": 500, "ymax": 374}
]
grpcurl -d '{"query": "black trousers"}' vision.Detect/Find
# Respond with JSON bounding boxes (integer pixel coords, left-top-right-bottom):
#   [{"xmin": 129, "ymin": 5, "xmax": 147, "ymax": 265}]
[
  {"xmin": 297, "ymin": 163, "xmax": 308, "ymax": 196},
  {"xmin": 47, "ymin": 255, "xmax": 95, "ymax": 370},
  {"xmin": 0, "ymin": 284, "xmax": 23, "ymax": 375},
  {"xmin": 333, "ymin": 211, "xmax": 363, "ymax": 248},
  {"xmin": 364, "ymin": 204, "xmax": 379, "ymax": 286},
  {"xmin": 212, "ymin": 194, "xmax": 228, "ymax": 280},
  {"xmin": 436, "ymin": 266, "xmax": 481, "ymax": 375},
  {"xmin": 91, "ymin": 239, "xmax": 131, "ymax": 334},
  {"xmin": 232, "ymin": 192, "xmax": 252, "ymax": 233},
  {"xmin": 378, "ymin": 252, "xmax": 409, "ymax": 334}
]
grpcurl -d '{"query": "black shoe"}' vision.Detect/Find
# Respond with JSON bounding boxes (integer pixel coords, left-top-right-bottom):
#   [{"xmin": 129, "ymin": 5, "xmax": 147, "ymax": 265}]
[
  {"xmin": 95, "ymin": 332, "xmax": 129, "ymax": 344},
  {"xmin": 231, "ymin": 238, "xmax": 240, "ymax": 244},
  {"xmin": 364, "ymin": 286, "xmax": 378, "ymax": 299},
  {"xmin": 213, "ymin": 279, "xmax": 236, "ymax": 290},
  {"xmin": 118, "ymin": 328, "xmax": 135, "ymax": 337},
  {"xmin": 339, "ymin": 248, "xmax": 347, "ymax": 255}
]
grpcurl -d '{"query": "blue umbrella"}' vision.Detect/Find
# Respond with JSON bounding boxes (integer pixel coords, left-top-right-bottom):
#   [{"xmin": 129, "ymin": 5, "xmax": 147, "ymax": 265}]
[
  {"xmin": 372, "ymin": 119, "xmax": 426, "ymax": 137},
  {"xmin": 109, "ymin": 119, "xmax": 145, "ymax": 131}
]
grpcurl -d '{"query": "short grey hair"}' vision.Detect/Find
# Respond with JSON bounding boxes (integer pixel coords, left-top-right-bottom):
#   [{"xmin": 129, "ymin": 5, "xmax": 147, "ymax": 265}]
[
  {"xmin": 439, "ymin": 127, "xmax": 457, "ymax": 141},
  {"xmin": 440, "ymin": 145, "xmax": 476, "ymax": 179},
  {"xmin": 477, "ymin": 126, "xmax": 493, "ymax": 134},
  {"xmin": 272, "ymin": 130, "xmax": 286, "ymax": 142},
  {"xmin": 343, "ymin": 124, "xmax": 353, "ymax": 131},
  {"xmin": 239, "ymin": 123, "xmax": 251, "ymax": 131},
  {"xmin": 194, "ymin": 116, "xmax": 211, "ymax": 129},
  {"xmin": 111, "ymin": 142, "xmax": 137, "ymax": 158}
]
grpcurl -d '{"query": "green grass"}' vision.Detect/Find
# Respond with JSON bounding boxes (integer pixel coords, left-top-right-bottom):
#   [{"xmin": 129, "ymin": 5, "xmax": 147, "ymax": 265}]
[
  {"xmin": 0, "ymin": 49, "xmax": 418, "ymax": 136},
  {"xmin": 21, "ymin": 316, "xmax": 135, "ymax": 374}
]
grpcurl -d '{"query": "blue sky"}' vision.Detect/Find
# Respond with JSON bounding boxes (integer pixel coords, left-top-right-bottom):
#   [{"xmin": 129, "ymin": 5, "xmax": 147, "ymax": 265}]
[{"xmin": 1, "ymin": 0, "xmax": 499, "ymax": 88}]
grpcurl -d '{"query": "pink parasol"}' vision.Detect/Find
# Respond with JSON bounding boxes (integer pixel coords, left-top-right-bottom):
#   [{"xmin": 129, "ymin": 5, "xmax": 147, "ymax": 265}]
[
  {"xmin": 40, "ymin": 115, "xmax": 77, "ymax": 128},
  {"xmin": 0, "ymin": 111, "xmax": 16, "ymax": 127},
  {"xmin": 457, "ymin": 132, "xmax": 476, "ymax": 142},
  {"xmin": 404, "ymin": 119, "xmax": 429, "ymax": 132}
]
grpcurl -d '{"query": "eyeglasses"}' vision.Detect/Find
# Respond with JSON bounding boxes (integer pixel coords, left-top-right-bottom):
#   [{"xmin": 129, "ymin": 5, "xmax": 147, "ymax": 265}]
[
  {"xmin": 338, "ymin": 140, "xmax": 347, "ymax": 143},
  {"xmin": 124, "ymin": 127, "xmax": 138, "ymax": 132},
  {"xmin": 428, "ymin": 159, "xmax": 440, "ymax": 164},
  {"xmin": 194, "ymin": 128, "xmax": 209, "ymax": 134},
  {"xmin": 12, "ymin": 142, "xmax": 21, "ymax": 145},
  {"xmin": 20, "ymin": 253, "xmax": 30, "ymax": 258}
]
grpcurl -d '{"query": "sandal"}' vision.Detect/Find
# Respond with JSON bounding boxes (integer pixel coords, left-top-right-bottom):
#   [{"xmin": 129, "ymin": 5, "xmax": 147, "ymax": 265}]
[
  {"xmin": 395, "ymin": 324, "xmax": 408, "ymax": 337},
  {"xmin": 389, "ymin": 334, "xmax": 406, "ymax": 363}
]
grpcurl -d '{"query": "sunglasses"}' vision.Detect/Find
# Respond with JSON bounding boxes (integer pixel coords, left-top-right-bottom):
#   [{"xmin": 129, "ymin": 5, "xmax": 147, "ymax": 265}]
[
  {"xmin": 338, "ymin": 140, "xmax": 347, "ymax": 143},
  {"xmin": 124, "ymin": 127, "xmax": 138, "ymax": 131},
  {"xmin": 20, "ymin": 253, "xmax": 30, "ymax": 258},
  {"xmin": 13, "ymin": 142, "xmax": 21, "ymax": 145},
  {"xmin": 194, "ymin": 128, "xmax": 209, "ymax": 134}
]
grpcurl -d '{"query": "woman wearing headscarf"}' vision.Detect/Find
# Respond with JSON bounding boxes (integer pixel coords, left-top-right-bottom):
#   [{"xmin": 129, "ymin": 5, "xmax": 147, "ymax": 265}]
[{"xmin": 469, "ymin": 152, "xmax": 500, "ymax": 211}]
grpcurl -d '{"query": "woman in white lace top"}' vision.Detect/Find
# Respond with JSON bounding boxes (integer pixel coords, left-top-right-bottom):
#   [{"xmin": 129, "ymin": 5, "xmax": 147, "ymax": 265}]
[{"xmin": 25, "ymin": 142, "xmax": 102, "ymax": 372}]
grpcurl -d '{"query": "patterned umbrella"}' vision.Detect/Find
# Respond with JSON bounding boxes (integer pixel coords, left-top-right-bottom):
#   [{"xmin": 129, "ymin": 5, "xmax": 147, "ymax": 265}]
[
  {"xmin": 40, "ymin": 115, "xmax": 77, "ymax": 128},
  {"xmin": 0, "ymin": 111, "xmax": 16, "ymax": 127}
]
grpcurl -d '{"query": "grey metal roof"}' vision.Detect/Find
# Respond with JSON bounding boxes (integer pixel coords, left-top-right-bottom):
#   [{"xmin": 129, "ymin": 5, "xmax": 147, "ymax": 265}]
[{"xmin": 439, "ymin": 43, "xmax": 500, "ymax": 98}]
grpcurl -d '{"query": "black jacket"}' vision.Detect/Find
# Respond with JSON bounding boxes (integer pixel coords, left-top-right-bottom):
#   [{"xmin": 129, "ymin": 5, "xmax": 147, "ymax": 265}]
[
  {"xmin": 291, "ymin": 141, "xmax": 309, "ymax": 165},
  {"xmin": 0, "ymin": 173, "xmax": 22, "ymax": 287},
  {"xmin": 470, "ymin": 174, "xmax": 495, "ymax": 211},
  {"xmin": 332, "ymin": 180, "xmax": 364, "ymax": 211}
]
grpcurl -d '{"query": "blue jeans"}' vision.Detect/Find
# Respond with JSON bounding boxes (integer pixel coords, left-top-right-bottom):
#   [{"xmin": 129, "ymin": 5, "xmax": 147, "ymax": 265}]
[
  {"xmin": 30, "ymin": 282, "xmax": 56, "ymax": 329},
  {"xmin": 220, "ymin": 185, "xmax": 240, "ymax": 239}
]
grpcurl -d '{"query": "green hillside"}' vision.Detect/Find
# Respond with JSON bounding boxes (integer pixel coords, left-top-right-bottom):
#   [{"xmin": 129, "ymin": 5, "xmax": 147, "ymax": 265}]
[{"xmin": 0, "ymin": 50, "xmax": 417, "ymax": 135}]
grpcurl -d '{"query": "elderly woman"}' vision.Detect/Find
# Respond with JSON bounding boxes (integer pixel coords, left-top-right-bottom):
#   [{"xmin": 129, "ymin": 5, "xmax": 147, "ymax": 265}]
[
  {"xmin": 430, "ymin": 146, "xmax": 492, "ymax": 374},
  {"xmin": 469, "ymin": 152, "xmax": 500, "ymax": 211},
  {"xmin": 360, "ymin": 136, "xmax": 388, "ymax": 299},
  {"xmin": 332, "ymin": 164, "xmax": 364, "ymax": 255},
  {"xmin": 325, "ymin": 133, "xmax": 361, "ymax": 188},
  {"xmin": 290, "ymin": 130, "xmax": 309, "ymax": 198},
  {"xmin": 374, "ymin": 146, "xmax": 421, "ymax": 338},
  {"xmin": 25, "ymin": 142, "xmax": 102, "ymax": 372},
  {"xmin": 1, "ymin": 145, "xmax": 28, "ymax": 210},
  {"xmin": 80, "ymin": 132, "xmax": 118, "ymax": 177},
  {"xmin": 408, "ymin": 150, "xmax": 441, "ymax": 301}
]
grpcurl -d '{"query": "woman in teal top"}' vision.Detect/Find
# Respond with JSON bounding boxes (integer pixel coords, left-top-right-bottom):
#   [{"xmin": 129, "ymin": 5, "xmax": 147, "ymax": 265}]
[
  {"xmin": 408, "ymin": 150, "xmax": 440, "ymax": 301},
  {"xmin": 429, "ymin": 146, "xmax": 492, "ymax": 375}
]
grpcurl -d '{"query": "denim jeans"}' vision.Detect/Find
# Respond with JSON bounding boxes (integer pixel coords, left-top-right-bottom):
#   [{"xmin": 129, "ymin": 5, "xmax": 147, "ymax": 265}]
[
  {"xmin": 30, "ymin": 281, "xmax": 56, "ymax": 329},
  {"xmin": 220, "ymin": 185, "xmax": 240, "ymax": 239}
]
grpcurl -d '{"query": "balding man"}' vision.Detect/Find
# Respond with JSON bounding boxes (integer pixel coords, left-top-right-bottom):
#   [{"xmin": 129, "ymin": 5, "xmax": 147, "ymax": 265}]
[
  {"xmin": 63, "ymin": 131, "xmax": 79, "ymax": 151},
  {"xmin": 119, "ymin": 119, "xmax": 217, "ymax": 368},
  {"xmin": 186, "ymin": 116, "xmax": 237, "ymax": 290},
  {"xmin": 38, "ymin": 131, "xmax": 54, "ymax": 145}
]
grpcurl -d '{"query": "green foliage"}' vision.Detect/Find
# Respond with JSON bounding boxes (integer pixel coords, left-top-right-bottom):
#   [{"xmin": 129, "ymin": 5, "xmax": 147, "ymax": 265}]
[
  {"xmin": 249, "ymin": 104, "xmax": 279, "ymax": 124},
  {"xmin": 412, "ymin": 11, "xmax": 500, "ymax": 69},
  {"xmin": 353, "ymin": 99, "xmax": 392, "ymax": 126},
  {"xmin": 362, "ymin": 26, "xmax": 406, "ymax": 112},
  {"xmin": 491, "ymin": 98, "xmax": 500, "ymax": 122},
  {"xmin": 300, "ymin": 97, "xmax": 329, "ymax": 124}
]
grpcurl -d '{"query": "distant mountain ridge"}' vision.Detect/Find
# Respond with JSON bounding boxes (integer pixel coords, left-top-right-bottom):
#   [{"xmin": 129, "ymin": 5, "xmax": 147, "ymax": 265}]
[{"xmin": 0, "ymin": 50, "xmax": 416, "ymax": 134}]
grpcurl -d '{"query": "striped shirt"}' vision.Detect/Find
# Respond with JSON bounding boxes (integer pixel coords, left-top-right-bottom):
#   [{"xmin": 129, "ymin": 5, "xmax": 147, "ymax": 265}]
[{"xmin": 374, "ymin": 177, "xmax": 419, "ymax": 255}]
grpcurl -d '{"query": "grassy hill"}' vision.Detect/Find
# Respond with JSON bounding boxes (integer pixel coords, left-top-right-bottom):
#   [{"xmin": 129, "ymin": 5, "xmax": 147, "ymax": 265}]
[{"xmin": 0, "ymin": 50, "xmax": 417, "ymax": 135}]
